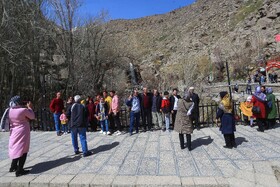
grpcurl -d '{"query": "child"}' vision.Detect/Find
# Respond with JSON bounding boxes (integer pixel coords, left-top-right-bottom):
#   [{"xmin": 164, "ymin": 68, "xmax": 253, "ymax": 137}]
[
  {"xmin": 239, "ymin": 95, "xmax": 254, "ymax": 126},
  {"xmin": 161, "ymin": 91, "xmax": 171, "ymax": 132},
  {"xmin": 60, "ymin": 109, "xmax": 68, "ymax": 134},
  {"xmin": 96, "ymin": 97, "xmax": 110, "ymax": 135}
]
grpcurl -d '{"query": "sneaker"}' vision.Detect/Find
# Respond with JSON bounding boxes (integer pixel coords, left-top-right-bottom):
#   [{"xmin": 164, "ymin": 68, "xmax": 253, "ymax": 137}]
[
  {"xmin": 106, "ymin": 131, "xmax": 111, "ymax": 135},
  {"xmin": 99, "ymin": 130, "xmax": 103, "ymax": 134},
  {"xmin": 83, "ymin": 151, "xmax": 93, "ymax": 157},
  {"xmin": 57, "ymin": 132, "xmax": 63, "ymax": 136},
  {"xmin": 103, "ymin": 132, "xmax": 106, "ymax": 135},
  {"xmin": 75, "ymin": 151, "xmax": 82, "ymax": 155},
  {"xmin": 115, "ymin": 131, "xmax": 122, "ymax": 136},
  {"xmin": 64, "ymin": 132, "xmax": 67, "ymax": 135}
]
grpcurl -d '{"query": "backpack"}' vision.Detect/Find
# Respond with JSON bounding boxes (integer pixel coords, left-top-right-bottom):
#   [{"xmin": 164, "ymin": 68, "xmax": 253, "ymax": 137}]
[{"xmin": 0, "ymin": 108, "xmax": 10, "ymax": 131}]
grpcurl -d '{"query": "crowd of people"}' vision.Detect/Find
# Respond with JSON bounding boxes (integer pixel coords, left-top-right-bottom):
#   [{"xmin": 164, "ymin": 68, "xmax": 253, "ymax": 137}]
[
  {"xmin": 240, "ymin": 85, "xmax": 278, "ymax": 132},
  {"xmin": 1, "ymin": 83, "xmax": 278, "ymax": 177}
]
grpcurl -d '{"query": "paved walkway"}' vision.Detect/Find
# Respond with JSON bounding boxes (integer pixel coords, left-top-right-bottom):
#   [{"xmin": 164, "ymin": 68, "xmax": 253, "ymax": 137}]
[{"xmin": 0, "ymin": 125, "xmax": 280, "ymax": 186}]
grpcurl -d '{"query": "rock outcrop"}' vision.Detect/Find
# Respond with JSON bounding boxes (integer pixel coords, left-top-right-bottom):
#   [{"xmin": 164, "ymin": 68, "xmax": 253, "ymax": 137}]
[{"xmin": 104, "ymin": 0, "xmax": 280, "ymax": 92}]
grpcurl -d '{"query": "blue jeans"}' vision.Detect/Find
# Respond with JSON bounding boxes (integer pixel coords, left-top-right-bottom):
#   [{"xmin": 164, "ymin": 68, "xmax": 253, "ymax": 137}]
[
  {"xmin": 71, "ymin": 127, "xmax": 88, "ymax": 154},
  {"xmin": 53, "ymin": 113, "xmax": 61, "ymax": 134},
  {"xmin": 164, "ymin": 113, "xmax": 170, "ymax": 130},
  {"xmin": 62, "ymin": 125, "xmax": 68, "ymax": 133},
  {"xmin": 100, "ymin": 120, "xmax": 109, "ymax": 132},
  {"xmin": 130, "ymin": 111, "xmax": 140, "ymax": 134}
]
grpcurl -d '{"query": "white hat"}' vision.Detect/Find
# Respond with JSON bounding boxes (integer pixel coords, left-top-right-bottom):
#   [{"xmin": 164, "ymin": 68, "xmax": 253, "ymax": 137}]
[
  {"xmin": 189, "ymin": 87, "xmax": 194, "ymax": 90},
  {"xmin": 74, "ymin": 95, "xmax": 81, "ymax": 102}
]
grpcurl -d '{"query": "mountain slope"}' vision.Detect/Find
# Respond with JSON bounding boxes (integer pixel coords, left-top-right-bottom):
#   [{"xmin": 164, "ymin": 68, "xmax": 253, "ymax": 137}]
[{"xmin": 104, "ymin": 0, "xmax": 280, "ymax": 91}]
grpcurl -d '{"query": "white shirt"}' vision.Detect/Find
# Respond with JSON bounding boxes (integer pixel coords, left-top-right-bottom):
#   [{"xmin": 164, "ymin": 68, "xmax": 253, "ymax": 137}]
[{"xmin": 173, "ymin": 96, "xmax": 178, "ymax": 110}]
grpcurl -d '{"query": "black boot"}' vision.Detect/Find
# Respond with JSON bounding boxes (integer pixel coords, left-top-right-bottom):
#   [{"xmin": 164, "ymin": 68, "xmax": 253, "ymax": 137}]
[
  {"xmin": 179, "ymin": 134, "xmax": 185, "ymax": 149},
  {"xmin": 230, "ymin": 133, "xmax": 237, "ymax": 148},
  {"xmin": 16, "ymin": 153, "xmax": 30, "ymax": 177},
  {"xmin": 223, "ymin": 134, "xmax": 233, "ymax": 149},
  {"xmin": 9, "ymin": 158, "xmax": 18, "ymax": 172},
  {"xmin": 186, "ymin": 134, "xmax": 192, "ymax": 151}
]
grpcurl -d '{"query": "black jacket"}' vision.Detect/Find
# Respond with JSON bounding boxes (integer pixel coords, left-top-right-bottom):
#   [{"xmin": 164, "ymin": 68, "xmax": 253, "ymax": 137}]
[
  {"xmin": 169, "ymin": 95, "xmax": 181, "ymax": 111},
  {"xmin": 152, "ymin": 95, "xmax": 162, "ymax": 112},
  {"xmin": 67, "ymin": 103, "xmax": 87, "ymax": 128},
  {"xmin": 191, "ymin": 93, "xmax": 200, "ymax": 117}
]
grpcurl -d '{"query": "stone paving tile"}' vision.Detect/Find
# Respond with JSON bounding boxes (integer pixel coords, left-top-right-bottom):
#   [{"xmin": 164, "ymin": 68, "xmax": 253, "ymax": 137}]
[
  {"xmin": 50, "ymin": 174, "xmax": 75, "ymax": 187},
  {"xmin": 254, "ymin": 173, "xmax": 278, "ymax": 187},
  {"xmin": 10, "ymin": 175, "xmax": 37, "ymax": 187},
  {"xmin": 181, "ymin": 177, "xmax": 195, "ymax": 187},
  {"xmin": 90, "ymin": 175, "xmax": 115, "ymax": 186},
  {"xmin": 0, "ymin": 176, "xmax": 16, "ymax": 187},
  {"xmin": 159, "ymin": 151, "xmax": 176, "ymax": 175},
  {"xmin": 235, "ymin": 170, "xmax": 255, "ymax": 183},
  {"xmin": 130, "ymin": 137, "xmax": 147, "ymax": 152},
  {"xmin": 193, "ymin": 177, "xmax": 219, "ymax": 186},
  {"xmin": 253, "ymin": 161, "xmax": 275, "ymax": 175},
  {"xmin": 1, "ymin": 125, "xmax": 280, "ymax": 186},
  {"xmin": 190, "ymin": 147, "xmax": 221, "ymax": 176},
  {"xmin": 118, "ymin": 152, "xmax": 142, "ymax": 175},
  {"xmin": 81, "ymin": 153, "xmax": 111, "ymax": 174},
  {"xmin": 233, "ymin": 160, "xmax": 254, "ymax": 172},
  {"xmin": 112, "ymin": 176, "xmax": 137, "ymax": 187},
  {"xmin": 99, "ymin": 165, "xmax": 121, "ymax": 175},
  {"xmin": 143, "ymin": 141, "xmax": 158, "ymax": 158},
  {"xmin": 177, "ymin": 157, "xmax": 199, "ymax": 177},
  {"xmin": 138, "ymin": 158, "xmax": 157, "ymax": 175},
  {"xmin": 69, "ymin": 173, "xmax": 96, "ymax": 187},
  {"xmin": 29, "ymin": 174, "xmax": 56, "ymax": 187},
  {"xmin": 214, "ymin": 160, "xmax": 238, "ymax": 177},
  {"xmin": 136, "ymin": 176, "xmax": 181, "ymax": 186}
]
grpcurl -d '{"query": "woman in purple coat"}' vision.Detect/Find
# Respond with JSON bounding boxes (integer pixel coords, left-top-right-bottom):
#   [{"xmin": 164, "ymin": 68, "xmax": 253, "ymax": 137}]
[{"xmin": 8, "ymin": 96, "xmax": 35, "ymax": 177}]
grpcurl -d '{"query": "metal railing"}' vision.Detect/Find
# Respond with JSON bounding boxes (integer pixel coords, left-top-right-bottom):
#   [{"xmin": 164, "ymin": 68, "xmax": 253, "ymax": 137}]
[{"xmin": 24, "ymin": 99, "xmax": 280, "ymax": 131}]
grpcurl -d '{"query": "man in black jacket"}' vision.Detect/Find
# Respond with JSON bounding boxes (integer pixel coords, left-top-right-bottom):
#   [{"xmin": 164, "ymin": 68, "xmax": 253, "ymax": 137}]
[
  {"xmin": 169, "ymin": 88, "xmax": 181, "ymax": 129},
  {"xmin": 67, "ymin": 95, "xmax": 92, "ymax": 157},
  {"xmin": 189, "ymin": 87, "xmax": 200, "ymax": 130}
]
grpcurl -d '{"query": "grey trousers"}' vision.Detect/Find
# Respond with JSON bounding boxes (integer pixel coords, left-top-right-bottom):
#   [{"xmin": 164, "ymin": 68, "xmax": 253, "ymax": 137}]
[{"xmin": 152, "ymin": 112, "xmax": 163, "ymax": 128}]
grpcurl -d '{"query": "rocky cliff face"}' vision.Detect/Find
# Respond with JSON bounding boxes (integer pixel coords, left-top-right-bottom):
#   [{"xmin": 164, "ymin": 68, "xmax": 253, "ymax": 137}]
[{"xmin": 104, "ymin": 0, "xmax": 280, "ymax": 93}]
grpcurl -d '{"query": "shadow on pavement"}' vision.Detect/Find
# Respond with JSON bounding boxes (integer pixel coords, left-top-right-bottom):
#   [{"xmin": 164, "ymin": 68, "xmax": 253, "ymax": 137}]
[
  {"xmin": 235, "ymin": 137, "xmax": 248, "ymax": 146},
  {"xmin": 89, "ymin": 141, "xmax": 119, "ymax": 154},
  {"xmin": 27, "ymin": 155, "xmax": 81, "ymax": 174},
  {"xmin": 191, "ymin": 136, "xmax": 213, "ymax": 150}
]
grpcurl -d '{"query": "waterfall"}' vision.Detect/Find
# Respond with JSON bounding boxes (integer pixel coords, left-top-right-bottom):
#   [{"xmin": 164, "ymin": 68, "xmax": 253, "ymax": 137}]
[{"xmin": 129, "ymin": 62, "xmax": 137, "ymax": 85}]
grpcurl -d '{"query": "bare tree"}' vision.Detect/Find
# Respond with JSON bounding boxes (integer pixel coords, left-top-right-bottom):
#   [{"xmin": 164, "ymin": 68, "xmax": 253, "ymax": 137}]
[{"xmin": 47, "ymin": 0, "xmax": 82, "ymax": 95}]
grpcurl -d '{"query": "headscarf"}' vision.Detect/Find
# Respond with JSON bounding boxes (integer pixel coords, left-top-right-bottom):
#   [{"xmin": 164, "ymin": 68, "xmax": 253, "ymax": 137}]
[
  {"xmin": 9, "ymin": 95, "xmax": 22, "ymax": 107},
  {"xmin": 183, "ymin": 89, "xmax": 192, "ymax": 102},
  {"xmin": 219, "ymin": 91, "xmax": 232, "ymax": 113},
  {"xmin": 253, "ymin": 86, "xmax": 266, "ymax": 101}
]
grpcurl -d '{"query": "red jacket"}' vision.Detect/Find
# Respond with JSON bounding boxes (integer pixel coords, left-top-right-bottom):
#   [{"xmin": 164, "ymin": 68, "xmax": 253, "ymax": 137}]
[
  {"xmin": 49, "ymin": 98, "xmax": 64, "ymax": 113},
  {"xmin": 251, "ymin": 95, "xmax": 266, "ymax": 119},
  {"xmin": 161, "ymin": 98, "xmax": 170, "ymax": 113}
]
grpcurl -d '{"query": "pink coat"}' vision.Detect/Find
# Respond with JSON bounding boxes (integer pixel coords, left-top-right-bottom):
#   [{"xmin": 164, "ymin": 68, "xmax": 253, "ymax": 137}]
[{"xmin": 9, "ymin": 107, "xmax": 35, "ymax": 159}]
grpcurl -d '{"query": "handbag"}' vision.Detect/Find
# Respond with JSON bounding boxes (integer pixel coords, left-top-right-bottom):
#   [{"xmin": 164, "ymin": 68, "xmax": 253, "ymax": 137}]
[{"xmin": 252, "ymin": 106, "xmax": 261, "ymax": 114}]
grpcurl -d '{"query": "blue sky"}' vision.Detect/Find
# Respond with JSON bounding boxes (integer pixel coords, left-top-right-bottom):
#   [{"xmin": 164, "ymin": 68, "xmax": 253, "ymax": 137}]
[{"xmin": 79, "ymin": 0, "xmax": 196, "ymax": 20}]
